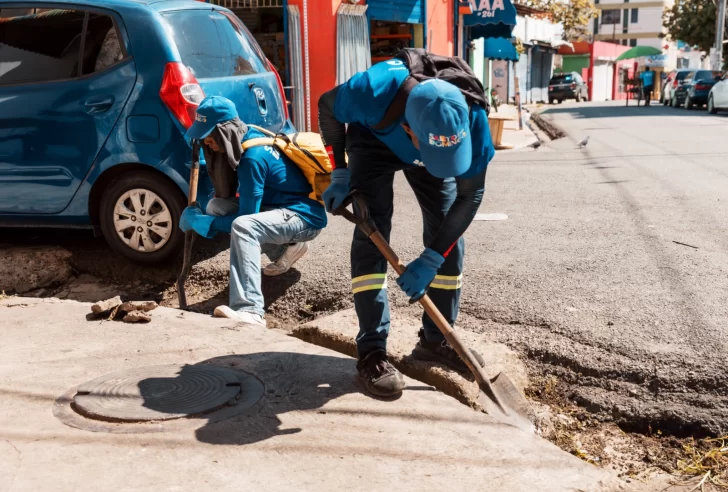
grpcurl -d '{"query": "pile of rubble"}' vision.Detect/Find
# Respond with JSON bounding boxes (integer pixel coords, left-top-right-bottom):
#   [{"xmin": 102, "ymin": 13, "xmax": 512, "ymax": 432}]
[{"xmin": 89, "ymin": 296, "xmax": 158, "ymax": 323}]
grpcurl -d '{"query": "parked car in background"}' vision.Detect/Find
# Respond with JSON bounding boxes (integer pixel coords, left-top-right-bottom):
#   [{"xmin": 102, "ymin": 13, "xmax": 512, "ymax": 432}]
[
  {"xmin": 548, "ymin": 72, "xmax": 588, "ymax": 104},
  {"xmin": 708, "ymin": 74, "xmax": 728, "ymax": 114},
  {"xmin": 681, "ymin": 70, "xmax": 722, "ymax": 109},
  {"xmin": 0, "ymin": 0, "xmax": 291, "ymax": 264},
  {"xmin": 662, "ymin": 69, "xmax": 691, "ymax": 106}
]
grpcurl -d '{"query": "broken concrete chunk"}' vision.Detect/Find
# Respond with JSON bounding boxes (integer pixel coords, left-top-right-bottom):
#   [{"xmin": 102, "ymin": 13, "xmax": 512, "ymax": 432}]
[
  {"xmin": 119, "ymin": 301, "xmax": 158, "ymax": 313},
  {"xmin": 122, "ymin": 311, "xmax": 152, "ymax": 323},
  {"xmin": 91, "ymin": 296, "xmax": 122, "ymax": 314}
]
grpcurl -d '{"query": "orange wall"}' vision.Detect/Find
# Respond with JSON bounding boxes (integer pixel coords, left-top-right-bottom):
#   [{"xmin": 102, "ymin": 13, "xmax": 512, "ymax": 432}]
[
  {"xmin": 294, "ymin": 0, "xmax": 455, "ymax": 131},
  {"xmin": 426, "ymin": 0, "xmax": 454, "ymax": 56}
]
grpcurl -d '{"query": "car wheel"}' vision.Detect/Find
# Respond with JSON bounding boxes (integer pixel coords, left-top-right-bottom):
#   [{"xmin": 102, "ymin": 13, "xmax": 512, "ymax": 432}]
[
  {"xmin": 685, "ymin": 95, "xmax": 693, "ymax": 109},
  {"xmin": 549, "ymin": 99, "xmax": 555, "ymax": 104},
  {"xmin": 671, "ymin": 96, "xmax": 677, "ymax": 108},
  {"xmin": 576, "ymin": 92, "xmax": 583, "ymax": 103},
  {"xmin": 708, "ymin": 95, "xmax": 718, "ymax": 114},
  {"xmin": 99, "ymin": 171, "xmax": 186, "ymax": 264}
]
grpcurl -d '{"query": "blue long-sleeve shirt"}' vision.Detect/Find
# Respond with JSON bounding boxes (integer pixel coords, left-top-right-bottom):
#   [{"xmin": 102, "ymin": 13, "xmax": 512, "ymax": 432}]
[{"xmin": 210, "ymin": 128, "xmax": 328, "ymax": 233}]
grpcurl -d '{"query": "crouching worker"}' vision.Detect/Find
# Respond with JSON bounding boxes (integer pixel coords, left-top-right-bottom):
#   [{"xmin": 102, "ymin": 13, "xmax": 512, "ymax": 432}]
[{"xmin": 179, "ymin": 96, "xmax": 327, "ymax": 327}]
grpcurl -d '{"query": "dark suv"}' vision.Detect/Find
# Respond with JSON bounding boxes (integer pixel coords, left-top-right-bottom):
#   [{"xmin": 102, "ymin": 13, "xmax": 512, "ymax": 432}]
[{"xmin": 548, "ymin": 72, "xmax": 588, "ymax": 104}]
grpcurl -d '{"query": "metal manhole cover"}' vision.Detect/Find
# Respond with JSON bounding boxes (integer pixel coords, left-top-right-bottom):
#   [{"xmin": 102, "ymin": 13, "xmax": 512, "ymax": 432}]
[{"xmin": 72, "ymin": 364, "xmax": 244, "ymax": 422}]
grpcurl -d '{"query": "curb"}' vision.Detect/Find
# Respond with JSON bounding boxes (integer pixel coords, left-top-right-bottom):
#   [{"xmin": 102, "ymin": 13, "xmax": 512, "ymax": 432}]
[
  {"xmin": 291, "ymin": 325, "xmax": 482, "ymax": 411},
  {"xmin": 530, "ymin": 112, "xmax": 567, "ymax": 140}
]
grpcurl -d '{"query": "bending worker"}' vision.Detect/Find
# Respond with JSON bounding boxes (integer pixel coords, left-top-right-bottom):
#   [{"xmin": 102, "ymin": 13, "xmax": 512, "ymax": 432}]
[
  {"xmin": 180, "ymin": 96, "xmax": 326, "ymax": 327},
  {"xmin": 318, "ymin": 56, "xmax": 495, "ymax": 398}
]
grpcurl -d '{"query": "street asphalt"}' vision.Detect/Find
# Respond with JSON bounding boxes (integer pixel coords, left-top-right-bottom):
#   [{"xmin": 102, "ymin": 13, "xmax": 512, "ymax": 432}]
[{"xmin": 3, "ymin": 100, "xmax": 726, "ymax": 438}]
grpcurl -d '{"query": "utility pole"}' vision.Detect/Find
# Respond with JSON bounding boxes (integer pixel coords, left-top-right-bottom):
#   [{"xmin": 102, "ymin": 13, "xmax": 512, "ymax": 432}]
[{"xmin": 714, "ymin": 0, "xmax": 727, "ymax": 70}]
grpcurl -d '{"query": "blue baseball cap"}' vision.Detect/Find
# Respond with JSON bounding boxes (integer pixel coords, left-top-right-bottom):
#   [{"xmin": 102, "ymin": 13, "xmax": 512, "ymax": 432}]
[
  {"xmin": 405, "ymin": 79, "xmax": 472, "ymax": 179},
  {"xmin": 186, "ymin": 96, "xmax": 239, "ymax": 140}
]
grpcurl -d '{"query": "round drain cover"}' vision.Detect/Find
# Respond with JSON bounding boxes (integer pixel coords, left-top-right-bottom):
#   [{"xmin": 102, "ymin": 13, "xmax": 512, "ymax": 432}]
[{"xmin": 73, "ymin": 364, "xmax": 242, "ymax": 422}]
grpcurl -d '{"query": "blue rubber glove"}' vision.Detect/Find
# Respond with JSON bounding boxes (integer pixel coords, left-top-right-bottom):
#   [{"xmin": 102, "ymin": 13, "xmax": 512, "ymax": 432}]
[
  {"xmin": 323, "ymin": 168, "xmax": 350, "ymax": 213},
  {"xmin": 396, "ymin": 248, "xmax": 445, "ymax": 299},
  {"xmin": 179, "ymin": 205, "xmax": 216, "ymax": 239}
]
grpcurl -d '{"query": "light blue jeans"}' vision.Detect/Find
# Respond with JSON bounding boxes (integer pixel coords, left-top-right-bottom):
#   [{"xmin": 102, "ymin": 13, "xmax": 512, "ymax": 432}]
[{"xmin": 206, "ymin": 197, "xmax": 321, "ymax": 316}]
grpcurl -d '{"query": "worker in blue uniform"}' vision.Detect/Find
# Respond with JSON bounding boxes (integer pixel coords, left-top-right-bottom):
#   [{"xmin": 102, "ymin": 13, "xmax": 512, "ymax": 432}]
[{"xmin": 317, "ymin": 57, "xmax": 496, "ymax": 397}]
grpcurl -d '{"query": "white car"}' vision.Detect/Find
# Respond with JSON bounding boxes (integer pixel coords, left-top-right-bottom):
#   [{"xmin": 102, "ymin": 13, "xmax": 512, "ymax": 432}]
[{"xmin": 708, "ymin": 74, "xmax": 728, "ymax": 114}]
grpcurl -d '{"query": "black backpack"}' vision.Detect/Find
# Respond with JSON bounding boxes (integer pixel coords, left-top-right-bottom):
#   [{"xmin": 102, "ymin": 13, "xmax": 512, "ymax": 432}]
[{"xmin": 372, "ymin": 48, "xmax": 490, "ymax": 131}]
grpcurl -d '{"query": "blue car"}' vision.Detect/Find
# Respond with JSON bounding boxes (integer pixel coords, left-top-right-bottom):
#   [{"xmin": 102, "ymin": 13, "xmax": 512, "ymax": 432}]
[
  {"xmin": 0, "ymin": 0, "xmax": 291, "ymax": 263},
  {"xmin": 673, "ymin": 69, "xmax": 721, "ymax": 109}
]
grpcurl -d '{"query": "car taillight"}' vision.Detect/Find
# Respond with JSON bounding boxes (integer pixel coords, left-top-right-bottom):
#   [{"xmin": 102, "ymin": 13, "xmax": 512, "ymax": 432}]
[
  {"xmin": 695, "ymin": 83, "xmax": 708, "ymax": 90},
  {"xmin": 570, "ymin": 83, "xmax": 576, "ymax": 89},
  {"xmin": 159, "ymin": 62, "xmax": 205, "ymax": 129},
  {"xmin": 673, "ymin": 79, "xmax": 678, "ymax": 88},
  {"xmin": 267, "ymin": 59, "xmax": 289, "ymax": 121}
]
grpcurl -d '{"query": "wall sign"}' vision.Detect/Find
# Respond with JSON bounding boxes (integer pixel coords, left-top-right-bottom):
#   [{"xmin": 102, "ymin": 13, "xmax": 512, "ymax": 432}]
[{"xmin": 463, "ymin": 0, "xmax": 517, "ymax": 26}]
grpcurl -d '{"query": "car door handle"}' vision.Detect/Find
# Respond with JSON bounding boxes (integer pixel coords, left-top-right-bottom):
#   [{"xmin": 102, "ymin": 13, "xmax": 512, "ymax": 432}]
[{"xmin": 84, "ymin": 96, "xmax": 115, "ymax": 114}]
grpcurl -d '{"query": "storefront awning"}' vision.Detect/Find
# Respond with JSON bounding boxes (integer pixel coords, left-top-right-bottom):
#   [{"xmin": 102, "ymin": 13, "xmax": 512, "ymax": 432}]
[
  {"xmin": 462, "ymin": 0, "xmax": 517, "ymax": 28},
  {"xmin": 481, "ymin": 37, "xmax": 519, "ymax": 61}
]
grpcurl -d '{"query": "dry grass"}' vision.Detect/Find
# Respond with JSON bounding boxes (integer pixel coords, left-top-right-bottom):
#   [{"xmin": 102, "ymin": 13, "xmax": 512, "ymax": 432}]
[{"xmin": 670, "ymin": 436, "xmax": 728, "ymax": 491}]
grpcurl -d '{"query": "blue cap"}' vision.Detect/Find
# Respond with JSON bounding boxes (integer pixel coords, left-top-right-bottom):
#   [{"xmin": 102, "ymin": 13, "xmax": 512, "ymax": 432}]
[
  {"xmin": 405, "ymin": 79, "xmax": 472, "ymax": 179},
  {"xmin": 186, "ymin": 96, "xmax": 239, "ymax": 140}
]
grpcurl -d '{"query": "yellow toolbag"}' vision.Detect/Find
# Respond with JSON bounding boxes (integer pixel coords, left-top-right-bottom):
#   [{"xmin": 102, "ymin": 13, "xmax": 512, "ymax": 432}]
[{"xmin": 243, "ymin": 125, "xmax": 332, "ymax": 205}]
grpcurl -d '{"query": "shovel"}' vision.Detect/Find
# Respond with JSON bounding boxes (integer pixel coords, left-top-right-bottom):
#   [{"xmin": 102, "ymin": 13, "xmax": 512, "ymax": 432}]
[
  {"xmin": 176, "ymin": 140, "xmax": 201, "ymax": 310},
  {"xmin": 333, "ymin": 191, "xmax": 534, "ymax": 433}
]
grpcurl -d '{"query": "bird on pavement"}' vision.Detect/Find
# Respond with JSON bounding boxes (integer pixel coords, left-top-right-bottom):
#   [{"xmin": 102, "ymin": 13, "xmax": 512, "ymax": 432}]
[
  {"xmin": 528, "ymin": 141, "xmax": 542, "ymax": 150},
  {"xmin": 577, "ymin": 136, "xmax": 590, "ymax": 148}
]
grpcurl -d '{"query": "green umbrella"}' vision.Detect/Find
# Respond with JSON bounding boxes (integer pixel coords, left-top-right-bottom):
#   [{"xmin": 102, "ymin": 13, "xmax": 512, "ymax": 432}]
[{"xmin": 616, "ymin": 45, "xmax": 663, "ymax": 61}]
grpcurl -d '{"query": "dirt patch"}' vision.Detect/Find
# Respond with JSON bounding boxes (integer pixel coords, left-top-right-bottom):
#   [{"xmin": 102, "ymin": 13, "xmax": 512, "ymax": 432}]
[
  {"xmin": 530, "ymin": 112, "xmax": 567, "ymax": 140},
  {"xmin": 527, "ymin": 374, "xmax": 728, "ymax": 491}
]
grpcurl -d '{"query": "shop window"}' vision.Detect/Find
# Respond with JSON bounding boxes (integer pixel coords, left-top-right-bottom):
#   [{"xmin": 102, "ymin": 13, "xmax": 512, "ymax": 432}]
[
  {"xmin": 601, "ymin": 10, "xmax": 620, "ymax": 25},
  {"xmin": 370, "ymin": 21, "xmax": 420, "ymax": 63},
  {"xmin": 631, "ymin": 8, "xmax": 639, "ymax": 23},
  {"xmin": 0, "ymin": 9, "xmax": 87, "ymax": 86}
]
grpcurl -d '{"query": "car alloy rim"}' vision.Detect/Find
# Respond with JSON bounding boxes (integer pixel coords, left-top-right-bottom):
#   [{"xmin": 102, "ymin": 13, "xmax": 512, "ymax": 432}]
[{"xmin": 113, "ymin": 189, "xmax": 173, "ymax": 253}]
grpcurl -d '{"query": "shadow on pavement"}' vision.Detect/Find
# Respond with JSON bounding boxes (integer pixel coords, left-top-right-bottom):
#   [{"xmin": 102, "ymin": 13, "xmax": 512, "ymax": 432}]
[{"xmin": 138, "ymin": 352, "xmax": 426, "ymax": 446}]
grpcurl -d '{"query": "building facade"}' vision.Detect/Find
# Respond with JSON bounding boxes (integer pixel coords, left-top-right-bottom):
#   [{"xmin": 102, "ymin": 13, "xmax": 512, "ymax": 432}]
[{"xmin": 590, "ymin": 0, "xmax": 673, "ymax": 49}]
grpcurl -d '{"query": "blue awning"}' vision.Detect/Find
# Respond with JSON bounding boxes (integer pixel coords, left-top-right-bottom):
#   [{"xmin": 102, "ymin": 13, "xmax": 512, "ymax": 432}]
[
  {"xmin": 481, "ymin": 37, "xmax": 519, "ymax": 61},
  {"xmin": 463, "ymin": 0, "xmax": 517, "ymax": 27}
]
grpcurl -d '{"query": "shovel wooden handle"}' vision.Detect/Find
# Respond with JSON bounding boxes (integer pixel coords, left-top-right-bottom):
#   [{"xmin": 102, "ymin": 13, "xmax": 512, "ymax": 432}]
[
  {"xmin": 368, "ymin": 231, "xmax": 507, "ymax": 412},
  {"xmin": 177, "ymin": 142, "xmax": 201, "ymax": 310}
]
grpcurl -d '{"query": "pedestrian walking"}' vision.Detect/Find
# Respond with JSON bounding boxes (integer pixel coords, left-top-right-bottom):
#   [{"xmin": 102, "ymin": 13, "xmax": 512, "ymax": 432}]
[{"xmin": 640, "ymin": 67, "xmax": 655, "ymax": 106}]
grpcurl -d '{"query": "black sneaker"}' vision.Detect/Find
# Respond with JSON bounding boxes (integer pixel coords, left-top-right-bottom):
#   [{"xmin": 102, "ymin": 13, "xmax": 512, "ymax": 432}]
[
  {"xmin": 412, "ymin": 328, "xmax": 485, "ymax": 373},
  {"xmin": 356, "ymin": 350, "xmax": 405, "ymax": 398}
]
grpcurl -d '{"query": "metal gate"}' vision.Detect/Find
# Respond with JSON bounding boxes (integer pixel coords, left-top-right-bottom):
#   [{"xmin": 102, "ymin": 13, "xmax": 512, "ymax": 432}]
[
  {"xmin": 529, "ymin": 49, "xmax": 553, "ymax": 103},
  {"xmin": 509, "ymin": 49, "xmax": 529, "ymax": 103},
  {"xmin": 336, "ymin": 4, "xmax": 371, "ymax": 85},
  {"xmin": 366, "ymin": 0, "xmax": 423, "ymax": 23},
  {"xmin": 286, "ymin": 6, "xmax": 305, "ymax": 130}
]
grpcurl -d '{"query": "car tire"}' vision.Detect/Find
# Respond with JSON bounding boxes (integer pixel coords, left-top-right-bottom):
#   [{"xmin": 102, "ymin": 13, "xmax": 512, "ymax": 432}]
[
  {"xmin": 671, "ymin": 96, "xmax": 677, "ymax": 108},
  {"xmin": 685, "ymin": 95, "xmax": 693, "ymax": 110},
  {"xmin": 576, "ymin": 92, "xmax": 583, "ymax": 103},
  {"xmin": 708, "ymin": 95, "xmax": 718, "ymax": 114},
  {"xmin": 549, "ymin": 99, "xmax": 555, "ymax": 104},
  {"xmin": 99, "ymin": 171, "xmax": 186, "ymax": 264}
]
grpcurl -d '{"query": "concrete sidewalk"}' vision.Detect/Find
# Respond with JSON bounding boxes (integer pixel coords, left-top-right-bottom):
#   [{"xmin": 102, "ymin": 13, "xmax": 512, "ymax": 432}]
[
  {"xmin": 490, "ymin": 104, "xmax": 540, "ymax": 151},
  {"xmin": 0, "ymin": 297, "xmax": 633, "ymax": 491}
]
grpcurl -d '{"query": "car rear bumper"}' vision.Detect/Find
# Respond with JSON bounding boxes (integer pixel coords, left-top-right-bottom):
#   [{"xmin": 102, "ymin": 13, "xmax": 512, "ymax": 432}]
[{"xmin": 548, "ymin": 89, "xmax": 578, "ymax": 99}]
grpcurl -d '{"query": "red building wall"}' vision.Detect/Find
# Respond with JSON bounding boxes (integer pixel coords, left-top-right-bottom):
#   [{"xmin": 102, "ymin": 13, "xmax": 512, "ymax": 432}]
[{"xmin": 560, "ymin": 41, "xmax": 633, "ymax": 101}]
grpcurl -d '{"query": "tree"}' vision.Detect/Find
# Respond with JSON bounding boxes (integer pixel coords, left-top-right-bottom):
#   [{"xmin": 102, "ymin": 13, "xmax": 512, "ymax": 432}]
[
  {"xmin": 662, "ymin": 0, "xmax": 721, "ymax": 54},
  {"xmin": 521, "ymin": 0, "xmax": 598, "ymax": 41}
]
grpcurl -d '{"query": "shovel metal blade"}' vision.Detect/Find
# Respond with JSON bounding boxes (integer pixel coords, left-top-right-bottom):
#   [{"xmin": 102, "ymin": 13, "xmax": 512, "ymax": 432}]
[{"xmin": 477, "ymin": 372, "xmax": 535, "ymax": 433}]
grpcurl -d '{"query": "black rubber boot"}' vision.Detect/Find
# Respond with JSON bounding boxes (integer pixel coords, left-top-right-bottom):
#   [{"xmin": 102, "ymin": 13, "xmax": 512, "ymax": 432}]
[
  {"xmin": 356, "ymin": 350, "xmax": 405, "ymax": 397},
  {"xmin": 412, "ymin": 328, "xmax": 485, "ymax": 373}
]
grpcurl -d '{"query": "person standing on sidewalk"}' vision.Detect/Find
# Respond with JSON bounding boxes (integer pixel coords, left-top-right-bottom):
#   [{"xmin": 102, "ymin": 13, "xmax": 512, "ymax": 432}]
[
  {"xmin": 317, "ymin": 55, "xmax": 495, "ymax": 398},
  {"xmin": 179, "ymin": 96, "xmax": 327, "ymax": 327},
  {"xmin": 640, "ymin": 67, "xmax": 655, "ymax": 106}
]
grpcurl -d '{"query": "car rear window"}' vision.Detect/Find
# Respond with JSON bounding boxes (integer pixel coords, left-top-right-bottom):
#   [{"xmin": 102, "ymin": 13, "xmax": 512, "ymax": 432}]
[
  {"xmin": 549, "ymin": 75, "xmax": 573, "ymax": 84},
  {"xmin": 694, "ymin": 70, "xmax": 719, "ymax": 81},
  {"xmin": 676, "ymin": 71, "xmax": 690, "ymax": 81},
  {"xmin": 162, "ymin": 10, "xmax": 268, "ymax": 79}
]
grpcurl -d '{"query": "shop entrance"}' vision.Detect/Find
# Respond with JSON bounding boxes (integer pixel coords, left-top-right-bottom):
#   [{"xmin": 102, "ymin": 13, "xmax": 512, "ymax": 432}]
[{"xmin": 366, "ymin": 0, "xmax": 425, "ymax": 63}]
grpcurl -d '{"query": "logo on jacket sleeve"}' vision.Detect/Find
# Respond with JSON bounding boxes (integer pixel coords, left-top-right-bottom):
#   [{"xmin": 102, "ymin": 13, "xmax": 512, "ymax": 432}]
[{"xmin": 428, "ymin": 129, "xmax": 468, "ymax": 148}]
